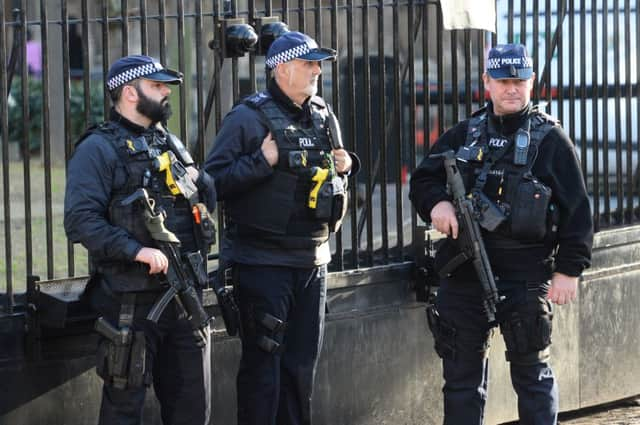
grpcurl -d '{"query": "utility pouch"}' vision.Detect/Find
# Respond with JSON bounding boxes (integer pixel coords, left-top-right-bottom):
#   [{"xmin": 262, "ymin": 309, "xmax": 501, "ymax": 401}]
[
  {"xmin": 501, "ymin": 306, "xmax": 553, "ymax": 364},
  {"xmin": 186, "ymin": 251, "xmax": 208, "ymax": 288},
  {"xmin": 257, "ymin": 311, "xmax": 287, "ymax": 333},
  {"xmin": 426, "ymin": 303, "xmax": 456, "ymax": 360},
  {"xmin": 192, "ymin": 202, "xmax": 216, "ymax": 247},
  {"xmin": 257, "ymin": 335, "xmax": 283, "ymax": 354},
  {"xmin": 328, "ymin": 175, "xmax": 348, "ymax": 232},
  {"xmin": 501, "ymin": 312, "xmax": 529, "ymax": 355},
  {"xmin": 535, "ymin": 311, "xmax": 553, "ymax": 350},
  {"xmin": 472, "ymin": 190, "xmax": 507, "ymax": 231},
  {"xmin": 211, "ymin": 267, "xmax": 242, "ymax": 337},
  {"xmin": 312, "ymin": 180, "xmax": 334, "ymax": 220},
  {"xmin": 534, "ymin": 300, "xmax": 553, "ymax": 350},
  {"xmin": 456, "ymin": 145, "xmax": 484, "ymax": 162},
  {"xmin": 510, "ymin": 174, "xmax": 552, "ymax": 241},
  {"xmin": 255, "ymin": 312, "xmax": 286, "ymax": 354}
]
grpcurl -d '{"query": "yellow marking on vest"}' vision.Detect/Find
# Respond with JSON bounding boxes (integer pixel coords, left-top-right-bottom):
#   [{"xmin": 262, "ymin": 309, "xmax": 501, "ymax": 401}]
[{"xmin": 126, "ymin": 140, "xmax": 135, "ymax": 151}]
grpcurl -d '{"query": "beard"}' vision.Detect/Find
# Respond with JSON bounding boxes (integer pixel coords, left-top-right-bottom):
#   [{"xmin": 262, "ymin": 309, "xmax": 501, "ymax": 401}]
[
  {"xmin": 135, "ymin": 86, "xmax": 172, "ymax": 123},
  {"xmin": 287, "ymin": 67, "xmax": 318, "ymax": 99},
  {"xmin": 302, "ymin": 80, "xmax": 318, "ymax": 98}
]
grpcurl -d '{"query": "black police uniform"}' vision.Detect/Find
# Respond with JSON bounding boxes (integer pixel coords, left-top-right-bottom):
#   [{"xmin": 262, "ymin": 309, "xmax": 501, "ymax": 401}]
[
  {"xmin": 409, "ymin": 101, "xmax": 593, "ymax": 425},
  {"xmin": 64, "ymin": 109, "xmax": 216, "ymax": 425},
  {"xmin": 204, "ymin": 80, "xmax": 358, "ymax": 425}
]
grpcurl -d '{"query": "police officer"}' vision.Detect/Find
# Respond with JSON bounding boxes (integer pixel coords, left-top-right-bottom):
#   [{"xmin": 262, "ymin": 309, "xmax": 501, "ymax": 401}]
[
  {"xmin": 204, "ymin": 31, "xmax": 359, "ymax": 425},
  {"xmin": 409, "ymin": 44, "xmax": 593, "ymax": 425},
  {"xmin": 64, "ymin": 55, "xmax": 216, "ymax": 425}
]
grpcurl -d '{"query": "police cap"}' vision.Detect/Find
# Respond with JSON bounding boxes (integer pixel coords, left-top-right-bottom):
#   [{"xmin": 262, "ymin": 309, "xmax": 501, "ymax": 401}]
[
  {"xmin": 486, "ymin": 43, "xmax": 533, "ymax": 80},
  {"xmin": 106, "ymin": 54, "xmax": 183, "ymax": 92}
]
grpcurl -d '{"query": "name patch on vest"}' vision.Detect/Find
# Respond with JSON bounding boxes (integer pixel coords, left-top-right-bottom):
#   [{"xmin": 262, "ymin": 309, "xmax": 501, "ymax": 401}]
[
  {"xmin": 298, "ymin": 137, "xmax": 316, "ymax": 148},
  {"xmin": 488, "ymin": 137, "xmax": 509, "ymax": 148}
]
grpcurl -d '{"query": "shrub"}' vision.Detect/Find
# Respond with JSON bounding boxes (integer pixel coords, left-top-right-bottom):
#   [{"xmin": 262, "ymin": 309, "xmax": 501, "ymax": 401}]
[{"xmin": 5, "ymin": 76, "xmax": 104, "ymax": 152}]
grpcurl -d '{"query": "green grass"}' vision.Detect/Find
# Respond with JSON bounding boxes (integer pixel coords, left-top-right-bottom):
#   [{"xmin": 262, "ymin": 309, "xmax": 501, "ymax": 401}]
[
  {"xmin": 0, "ymin": 160, "xmax": 89, "ymax": 293},
  {"xmin": 0, "ymin": 159, "xmax": 219, "ymax": 295}
]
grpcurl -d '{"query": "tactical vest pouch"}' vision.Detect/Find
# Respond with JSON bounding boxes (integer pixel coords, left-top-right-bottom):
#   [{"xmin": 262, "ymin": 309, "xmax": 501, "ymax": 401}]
[
  {"xmin": 328, "ymin": 175, "xmax": 348, "ymax": 232},
  {"xmin": 225, "ymin": 170, "xmax": 297, "ymax": 234},
  {"xmin": 510, "ymin": 174, "xmax": 552, "ymax": 241},
  {"xmin": 312, "ymin": 180, "xmax": 334, "ymax": 220},
  {"xmin": 426, "ymin": 303, "xmax": 457, "ymax": 361},
  {"xmin": 472, "ymin": 190, "xmax": 507, "ymax": 231},
  {"xmin": 501, "ymin": 300, "xmax": 553, "ymax": 365},
  {"xmin": 192, "ymin": 202, "xmax": 216, "ymax": 248}
]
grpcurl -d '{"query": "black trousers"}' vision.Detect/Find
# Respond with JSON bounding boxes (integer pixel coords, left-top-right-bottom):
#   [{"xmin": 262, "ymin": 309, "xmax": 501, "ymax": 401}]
[
  {"xmin": 90, "ymin": 285, "xmax": 212, "ymax": 425},
  {"xmin": 235, "ymin": 263, "xmax": 327, "ymax": 425},
  {"xmin": 434, "ymin": 279, "xmax": 558, "ymax": 425}
]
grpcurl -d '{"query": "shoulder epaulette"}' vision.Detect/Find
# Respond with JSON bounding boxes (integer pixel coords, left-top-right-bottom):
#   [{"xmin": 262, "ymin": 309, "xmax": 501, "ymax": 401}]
[
  {"xmin": 531, "ymin": 105, "xmax": 560, "ymax": 127},
  {"xmin": 470, "ymin": 106, "xmax": 488, "ymax": 118},
  {"xmin": 309, "ymin": 96, "xmax": 327, "ymax": 109},
  {"xmin": 464, "ymin": 109, "xmax": 488, "ymax": 147},
  {"xmin": 73, "ymin": 122, "xmax": 110, "ymax": 147},
  {"xmin": 528, "ymin": 107, "xmax": 560, "ymax": 151},
  {"xmin": 243, "ymin": 91, "xmax": 272, "ymax": 109}
]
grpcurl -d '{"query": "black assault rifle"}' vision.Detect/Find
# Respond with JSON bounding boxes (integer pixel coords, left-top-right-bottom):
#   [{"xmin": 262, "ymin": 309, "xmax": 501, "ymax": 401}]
[
  {"xmin": 122, "ymin": 188, "xmax": 211, "ymax": 346},
  {"xmin": 431, "ymin": 150, "xmax": 501, "ymax": 323}
]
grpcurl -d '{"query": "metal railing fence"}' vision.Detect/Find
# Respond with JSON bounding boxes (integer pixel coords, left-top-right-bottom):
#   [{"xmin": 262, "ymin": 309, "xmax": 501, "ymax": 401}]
[{"xmin": 0, "ymin": 0, "xmax": 636, "ymax": 313}]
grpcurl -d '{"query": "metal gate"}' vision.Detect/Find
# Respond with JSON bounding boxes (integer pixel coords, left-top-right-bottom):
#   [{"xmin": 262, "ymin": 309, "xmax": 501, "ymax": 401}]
[{"xmin": 0, "ymin": 0, "xmax": 637, "ymax": 314}]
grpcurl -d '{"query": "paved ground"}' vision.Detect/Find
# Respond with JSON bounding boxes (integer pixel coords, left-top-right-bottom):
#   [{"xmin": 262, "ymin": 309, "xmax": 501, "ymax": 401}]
[
  {"xmin": 558, "ymin": 398, "xmax": 640, "ymax": 424},
  {"xmin": 501, "ymin": 398, "xmax": 640, "ymax": 424}
]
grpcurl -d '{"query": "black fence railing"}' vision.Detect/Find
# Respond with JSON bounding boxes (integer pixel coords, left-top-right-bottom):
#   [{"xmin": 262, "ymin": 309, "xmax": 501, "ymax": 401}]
[{"xmin": 0, "ymin": 0, "xmax": 637, "ymax": 314}]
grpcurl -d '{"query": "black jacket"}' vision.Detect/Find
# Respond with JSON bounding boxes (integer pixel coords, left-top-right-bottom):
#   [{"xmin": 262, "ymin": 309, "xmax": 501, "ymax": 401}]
[
  {"xmin": 64, "ymin": 109, "xmax": 216, "ymax": 270},
  {"xmin": 409, "ymin": 102, "xmax": 593, "ymax": 281},
  {"xmin": 204, "ymin": 80, "xmax": 359, "ymax": 268}
]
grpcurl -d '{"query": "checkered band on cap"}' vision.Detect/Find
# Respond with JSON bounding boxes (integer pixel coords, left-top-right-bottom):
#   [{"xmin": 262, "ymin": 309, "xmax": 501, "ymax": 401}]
[
  {"xmin": 265, "ymin": 42, "xmax": 313, "ymax": 69},
  {"xmin": 486, "ymin": 56, "xmax": 532, "ymax": 70},
  {"xmin": 106, "ymin": 62, "xmax": 164, "ymax": 91}
]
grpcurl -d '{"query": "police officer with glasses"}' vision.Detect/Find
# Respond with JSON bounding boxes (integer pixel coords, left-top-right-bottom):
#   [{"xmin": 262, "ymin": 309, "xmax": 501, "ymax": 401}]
[
  {"xmin": 205, "ymin": 31, "xmax": 359, "ymax": 425},
  {"xmin": 64, "ymin": 55, "xmax": 216, "ymax": 425},
  {"xmin": 410, "ymin": 44, "xmax": 593, "ymax": 425}
]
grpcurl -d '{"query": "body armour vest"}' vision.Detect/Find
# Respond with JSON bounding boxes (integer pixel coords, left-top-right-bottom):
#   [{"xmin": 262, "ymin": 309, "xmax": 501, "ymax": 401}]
[
  {"xmin": 80, "ymin": 121, "xmax": 202, "ymax": 291},
  {"xmin": 225, "ymin": 91, "xmax": 337, "ymax": 249},
  {"xmin": 458, "ymin": 107, "xmax": 559, "ymax": 243}
]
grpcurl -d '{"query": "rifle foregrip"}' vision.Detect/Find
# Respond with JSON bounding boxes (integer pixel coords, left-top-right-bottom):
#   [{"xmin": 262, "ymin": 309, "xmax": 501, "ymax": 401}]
[{"xmin": 179, "ymin": 286, "xmax": 210, "ymax": 330}]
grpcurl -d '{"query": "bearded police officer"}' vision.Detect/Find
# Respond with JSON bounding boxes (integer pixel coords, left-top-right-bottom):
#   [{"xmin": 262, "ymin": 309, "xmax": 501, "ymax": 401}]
[
  {"xmin": 410, "ymin": 44, "xmax": 593, "ymax": 425},
  {"xmin": 204, "ymin": 31, "xmax": 359, "ymax": 425},
  {"xmin": 64, "ymin": 55, "xmax": 216, "ymax": 425}
]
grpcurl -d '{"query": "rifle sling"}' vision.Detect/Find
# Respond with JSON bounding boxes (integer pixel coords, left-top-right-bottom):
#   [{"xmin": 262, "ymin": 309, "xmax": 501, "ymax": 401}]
[{"xmin": 118, "ymin": 293, "xmax": 136, "ymax": 328}]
